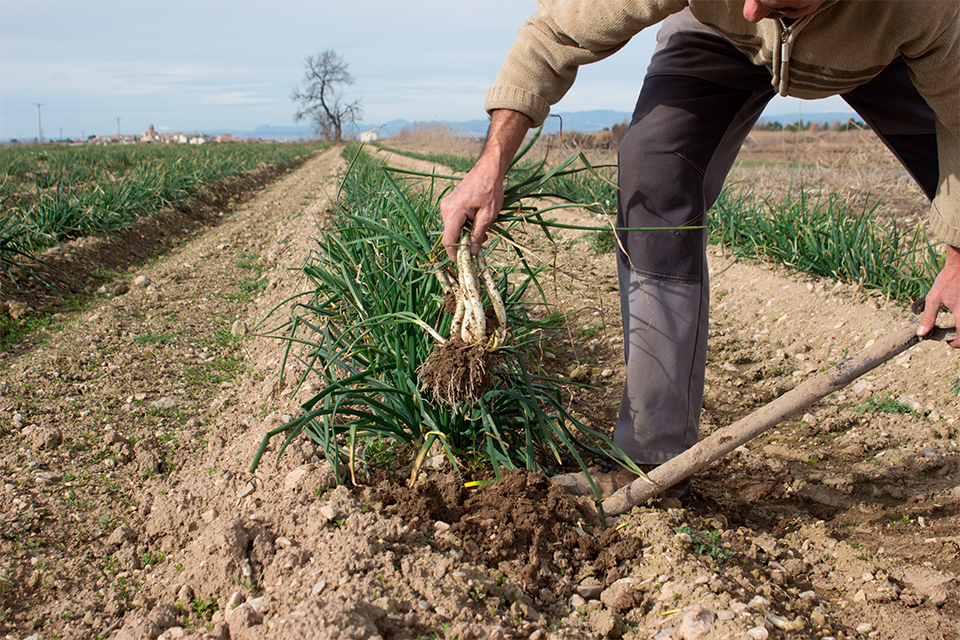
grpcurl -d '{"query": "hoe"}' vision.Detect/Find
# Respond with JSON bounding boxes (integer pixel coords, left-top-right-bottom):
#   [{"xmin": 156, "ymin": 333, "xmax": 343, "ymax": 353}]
[{"xmin": 603, "ymin": 309, "xmax": 956, "ymax": 518}]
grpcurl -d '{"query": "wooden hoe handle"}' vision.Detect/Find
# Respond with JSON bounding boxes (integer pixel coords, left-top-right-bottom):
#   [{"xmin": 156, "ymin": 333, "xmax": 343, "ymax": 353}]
[{"xmin": 602, "ymin": 323, "xmax": 954, "ymax": 517}]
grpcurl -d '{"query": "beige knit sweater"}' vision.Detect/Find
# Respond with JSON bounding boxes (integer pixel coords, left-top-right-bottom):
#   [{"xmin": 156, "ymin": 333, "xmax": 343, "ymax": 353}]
[{"xmin": 485, "ymin": 0, "xmax": 960, "ymax": 247}]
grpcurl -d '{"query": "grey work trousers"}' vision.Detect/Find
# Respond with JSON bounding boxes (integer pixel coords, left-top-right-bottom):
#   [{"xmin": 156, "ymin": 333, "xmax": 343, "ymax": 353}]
[{"xmin": 614, "ymin": 10, "xmax": 938, "ymax": 465}]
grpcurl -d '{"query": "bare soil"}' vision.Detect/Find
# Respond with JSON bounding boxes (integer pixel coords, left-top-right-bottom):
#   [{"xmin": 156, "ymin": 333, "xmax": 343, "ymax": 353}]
[{"xmin": 1, "ymin": 132, "xmax": 958, "ymax": 640}]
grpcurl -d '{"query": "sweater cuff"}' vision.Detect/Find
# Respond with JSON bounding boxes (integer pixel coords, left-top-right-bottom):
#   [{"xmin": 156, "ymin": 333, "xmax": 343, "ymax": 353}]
[
  {"xmin": 485, "ymin": 85, "xmax": 551, "ymax": 128},
  {"xmin": 929, "ymin": 212, "xmax": 960, "ymax": 249},
  {"xmin": 930, "ymin": 178, "xmax": 960, "ymax": 247}
]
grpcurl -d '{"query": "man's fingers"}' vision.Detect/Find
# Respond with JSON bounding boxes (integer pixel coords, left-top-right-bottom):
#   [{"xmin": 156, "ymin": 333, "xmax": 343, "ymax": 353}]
[
  {"xmin": 439, "ymin": 194, "xmax": 470, "ymax": 262},
  {"xmin": 469, "ymin": 227, "xmax": 487, "ymax": 256},
  {"xmin": 918, "ymin": 246, "xmax": 960, "ymax": 346},
  {"xmin": 440, "ymin": 217, "xmax": 464, "ymax": 262},
  {"xmin": 917, "ymin": 305, "xmax": 938, "ymax": 336},
  {"xmin": 917, "ymin": 289, "xmax": 946, "ymax": 337},
  {"xmin": 467, "ymin": 205, "xmax": 500, "ymax": 255}
]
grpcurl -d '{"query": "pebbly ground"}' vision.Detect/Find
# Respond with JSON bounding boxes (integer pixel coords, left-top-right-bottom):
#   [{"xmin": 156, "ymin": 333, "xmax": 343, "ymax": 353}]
[{"xmin": 0, "ymin": 140, "xmax": 958, "ymax": 640}]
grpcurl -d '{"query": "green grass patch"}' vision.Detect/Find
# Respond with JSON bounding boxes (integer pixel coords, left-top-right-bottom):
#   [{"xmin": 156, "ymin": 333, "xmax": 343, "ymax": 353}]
[
  {"xmin": 228, "ymin": 276, "xmax": 268, "ymax": 302},
  {"xmin": 575, "ymin": 323, "xmax": 605, "ymax": 337},
  {"xmin": 852, "ymin": 394, "xmax": 917, "ymax": 414},
  {"xmin": 0, "ymin": 301, "xmax": 75, "ymax": 352},
  {"xmin": 546, "ymin": 166, "xmax": 618, "ymax": 216},
  {"xmin": 733, "ymin": 159, "xmax": 816, "ymax": 169},
  {"xmin": 190, "ymin": 597, "xmax": 219, "ymax": 621},
  {"xmin": 675, "ymin": 526, "xmax": 733, "ymax": 561},
  {"xmin": 235, "ymin": 252, "xmax": 262, "ymax": 272},
  {"xmin": 590, "ymin": 226, "xmax": 617, "ymax": 255},
  {"xmin": 133, "ymin": 332, "xmax": 177, "ymax": 345},
  {"xmin": 184, "ymin": 354, "xmax": 244, "ymax": 386}
]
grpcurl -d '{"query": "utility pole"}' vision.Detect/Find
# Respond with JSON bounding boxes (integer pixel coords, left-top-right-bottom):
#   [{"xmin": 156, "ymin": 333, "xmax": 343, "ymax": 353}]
[
  {"xmin": 116, "ymin": 117, "xmax": 122, "ymax": 136},
  {"xmin": 34, "ymin": 103, "xmax": 44, "ymax": 143}
]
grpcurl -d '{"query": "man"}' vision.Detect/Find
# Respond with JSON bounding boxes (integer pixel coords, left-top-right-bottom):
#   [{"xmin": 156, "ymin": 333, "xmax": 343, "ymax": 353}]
[{"xmin": 440, "ymin": 0, "xmax": 960, "ymax": 507}]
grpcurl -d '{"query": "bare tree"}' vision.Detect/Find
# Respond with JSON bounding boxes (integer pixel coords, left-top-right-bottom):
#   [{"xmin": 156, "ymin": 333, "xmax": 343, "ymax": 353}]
[{"xmin": 291, "ymin": 50, "xmax": 363, "ymax": 143}]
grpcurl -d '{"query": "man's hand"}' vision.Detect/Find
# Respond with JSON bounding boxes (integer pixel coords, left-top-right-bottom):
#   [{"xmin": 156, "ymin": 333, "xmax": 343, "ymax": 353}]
[
  {"xmin": 439, "ymin": 155, "xmax": 505, "ymax": 262},
  {"xmin": 439, "ymin": 110, "xmax": 532, "ymax": 263},
  {"xmin": 918, "ymin": 244, "xmax": 960, "ymax": 348}
]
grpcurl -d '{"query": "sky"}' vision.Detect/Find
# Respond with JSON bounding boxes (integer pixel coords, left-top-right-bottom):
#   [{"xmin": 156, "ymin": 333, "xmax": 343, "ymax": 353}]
[{"xmin": 0, "ymin": 0, "xmax": 854, "ymax": 142}]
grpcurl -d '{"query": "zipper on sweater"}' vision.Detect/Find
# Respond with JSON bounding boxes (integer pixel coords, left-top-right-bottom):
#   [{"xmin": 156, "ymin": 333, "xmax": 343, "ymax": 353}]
[{"xmin": 778, "ymin": 18, "xmax": 792, "ymax": 97}]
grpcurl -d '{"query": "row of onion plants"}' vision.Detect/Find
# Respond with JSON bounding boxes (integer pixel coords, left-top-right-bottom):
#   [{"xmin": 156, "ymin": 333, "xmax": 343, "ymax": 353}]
[
  {"xmin": 252, "ymin": 142, "xmax": 635, "ymax": 492},
  {"xmin": 0, "ymin": 142, "xmax": 323, "ymax": 278}
]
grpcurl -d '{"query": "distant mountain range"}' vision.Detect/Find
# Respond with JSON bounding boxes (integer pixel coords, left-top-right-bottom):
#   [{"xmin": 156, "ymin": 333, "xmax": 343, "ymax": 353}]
[{"xmin": 217, "ymin": 109, "xmax": 864, "ymax": 141}]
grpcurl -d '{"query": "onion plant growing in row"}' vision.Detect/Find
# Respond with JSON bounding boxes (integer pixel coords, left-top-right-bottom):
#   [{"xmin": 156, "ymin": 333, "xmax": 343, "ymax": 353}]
[
  {"xmin": 252, "ymin": 140, "xmax": 642, "ymax": 491},
  {"xmin": 0, "ymin": 142, "xmax": 323, "ymax": 279},
  {"xmin": 710, "ymin": 184, "xmax": 943, "ymax": 302}
]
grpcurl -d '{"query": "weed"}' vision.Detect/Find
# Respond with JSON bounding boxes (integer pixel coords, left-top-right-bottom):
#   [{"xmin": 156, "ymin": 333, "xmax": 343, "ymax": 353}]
[
  {"xmin": 183, "ymin": 354, "xmax": 244, "ymax": 386},
  {"xmin": 675, "ymin": 526, "xmax": 733, "ymax": 561},
  {"xmin": 103, "ymin": 554, "xmax": 119, "ymax": 574},
  {"xmin": 575, "ymin": 323, "xmax": 605, "ymax": 337},
  {"xmin": 192, "ymin": 597, "xmax": 219, "ymax": 620},
  {"xmin": 133, "ymin": 332, "xmax": 177, "ymax": 345},
  {"xmin": 235, "ymin": 252, "xmax": 262, "ymax": 272},
  {"xmin": 235, "ymin": 573, "xmax": 264, "ymax": 591},
  {"xmin": 853, "ymin": 394, "xmax": 916, "ymax": 414},
  {"xmin": 361, "ymin": 435, "xmax": 400, "ymax": 468},
  {"xmin": 228, "ymin": 275, "xmax": 268, "ymax": 302},
  {"xmin": 590, "ymin": 227, "xmax": 617, "ymax": 255}
]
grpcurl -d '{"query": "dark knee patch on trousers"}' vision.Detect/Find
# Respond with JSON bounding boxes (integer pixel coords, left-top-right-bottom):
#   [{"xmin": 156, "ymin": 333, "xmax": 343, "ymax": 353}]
[
  {"xmin": 617, "ymin": 76, "xmax": 754, "ymax": 283},
  {"xmin": 616, "ymin": 170, "xmax": 707, "ymax": 284}
]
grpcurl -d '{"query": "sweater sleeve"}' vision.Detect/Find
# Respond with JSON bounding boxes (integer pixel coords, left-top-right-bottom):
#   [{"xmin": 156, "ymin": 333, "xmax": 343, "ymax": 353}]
[
  {"xmin": 485, "ymin": 0, "xmax": 687, "ymax": 127},
  {"xmin": 902, "ymin": 5, "xmax": 960, "ymax": 248}
]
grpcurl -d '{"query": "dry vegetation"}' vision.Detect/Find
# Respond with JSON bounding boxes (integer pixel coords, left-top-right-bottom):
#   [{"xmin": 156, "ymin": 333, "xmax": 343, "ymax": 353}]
[{"xmin": 386, "ymin": 123, "xmax": 927, "ymax": 230}]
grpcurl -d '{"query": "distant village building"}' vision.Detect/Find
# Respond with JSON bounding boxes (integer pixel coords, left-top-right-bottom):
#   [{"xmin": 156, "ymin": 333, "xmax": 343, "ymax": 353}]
[
  {"xmin": 56, "ymin": 127, "xmax": 257, "ymax": 146},
  {"xmin": 140, "ymin": 125, "xmax": 160, "ymax": 143},
  {"xmin": 360, "ymin": 130, "xmax": 379, "ymax": 143}
]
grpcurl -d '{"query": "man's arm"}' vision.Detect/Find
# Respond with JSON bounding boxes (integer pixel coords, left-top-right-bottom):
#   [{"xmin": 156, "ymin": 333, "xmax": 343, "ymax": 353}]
[
  {"xmin": 918, "ymin": 244, "xmax": 960, "ymax": 348},
  {"xmin": 439, "ymin": 109, "xmax": 533, "ymax": 262}
]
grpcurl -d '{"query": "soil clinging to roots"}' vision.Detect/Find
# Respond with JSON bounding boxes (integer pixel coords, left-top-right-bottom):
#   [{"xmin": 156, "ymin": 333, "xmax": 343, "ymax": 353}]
[{"xmin": 420, "ymin": 336, "xmax": 498, "ymax": 405}]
